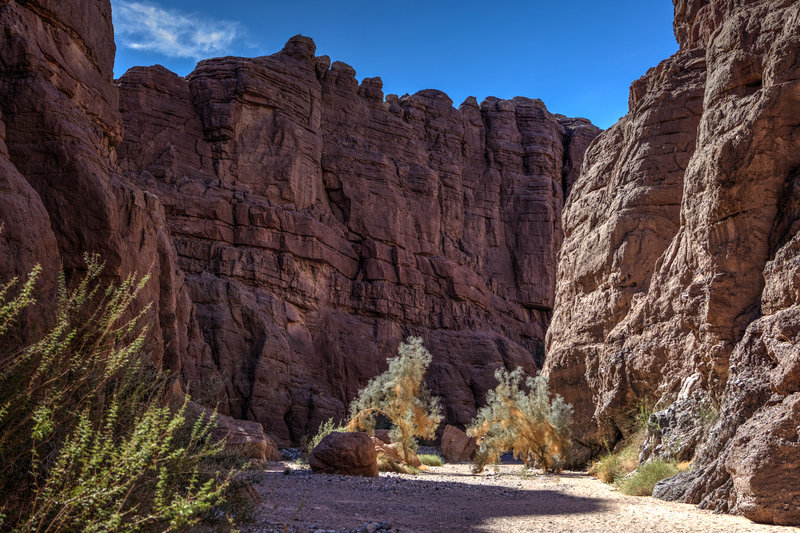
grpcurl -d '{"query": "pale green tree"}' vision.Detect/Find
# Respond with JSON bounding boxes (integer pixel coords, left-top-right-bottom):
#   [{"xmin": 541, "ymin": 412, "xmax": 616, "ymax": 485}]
[{"xmin": 347, "ymin": 336, "xmax": 442, "ymax": 464}]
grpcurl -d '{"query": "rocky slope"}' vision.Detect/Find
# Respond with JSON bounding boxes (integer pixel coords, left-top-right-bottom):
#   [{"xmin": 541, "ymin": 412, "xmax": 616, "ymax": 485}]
[
  {"xmin": 544, "ymin": 0, "xmax": 800, "ymax": 524},
  {"xmin": 114, "ymin": 38, "xmax": 599, "ymax": 444}
]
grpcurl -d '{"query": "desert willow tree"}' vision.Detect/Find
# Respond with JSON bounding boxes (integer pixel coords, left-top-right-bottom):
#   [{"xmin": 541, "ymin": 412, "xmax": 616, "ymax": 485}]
[
  {"xmin": 468, "ymin": 368, "xmax": 573, "ymax": 473},
  {"xmin": 347, "ymin": 336, "xmax": 443, "ymax": 464}
]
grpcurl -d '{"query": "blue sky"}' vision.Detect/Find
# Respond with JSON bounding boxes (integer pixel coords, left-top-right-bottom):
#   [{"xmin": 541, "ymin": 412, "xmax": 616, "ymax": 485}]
[{"xmin": 111, "ymin": 1, "xmax": 678, "ymax": 129}]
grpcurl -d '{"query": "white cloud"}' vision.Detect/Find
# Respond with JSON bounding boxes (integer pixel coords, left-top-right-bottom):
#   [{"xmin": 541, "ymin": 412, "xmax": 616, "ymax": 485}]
[{"xmin": 113, "ymin": 1, "xmax": 240, "ymax": 59}]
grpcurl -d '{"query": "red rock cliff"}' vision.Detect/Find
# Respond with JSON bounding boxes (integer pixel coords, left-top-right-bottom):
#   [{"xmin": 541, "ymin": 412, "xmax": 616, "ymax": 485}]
[
  {"xmin": 544, "ymin": 0, "xmax": 800, "ymax": 524},
  {"xmin": 114, "ymin": 37, "xmax": 599, "ymax": 444},
  {"xmin": 0, "ymin": 0, "xmax": 214, "ymax": 376}
]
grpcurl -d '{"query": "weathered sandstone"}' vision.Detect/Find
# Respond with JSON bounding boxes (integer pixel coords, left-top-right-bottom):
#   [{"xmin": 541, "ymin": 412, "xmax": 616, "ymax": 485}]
[
  {"xmin": 441, "ymin": 424, "xmax": 478, "ymax": 463},
  {"xmin": 212, "ymin": 413, "xmax": 282, "ymax": 463},
  {"xmin": 115, "ymin": 38, "xmax": 599, "ymax": 444},
  {"xmin": 0, "ymin": 0, "xmax": 215, "ymax": 380},
  {"xmin": 309, "ymin": 431, "xmax": 378, "ymax": 477},
  {"xmin": 545, "ymin": 0, "xmax": 800, "ymax": 524}
]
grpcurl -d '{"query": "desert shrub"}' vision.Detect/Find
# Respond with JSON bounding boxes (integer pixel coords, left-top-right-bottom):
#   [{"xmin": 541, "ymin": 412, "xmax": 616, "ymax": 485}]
[
  {"xmin": 0, "ymin": 255, "xmax": 230, "ymax": 532},
  {"xmin": 347, "ymin": 336, "xmax": 442, "ymax": 464},
  {"xmin": 467, "ymin": 368, "xmax": 572, "ymax": 474},
  {"xmin": 418, "ymin": 453, "xmax": 444, "ymax": 467},
  {"xmin": 305, "ymin": 417, "xmax": 346, "ymax": 456},
  {"xmin": 615, "ymin": 459, "xmax": 681, "ymax": 496},
  {"xmin": 589, "ymin": 397, "xmax": 652, "ymax": 484}
]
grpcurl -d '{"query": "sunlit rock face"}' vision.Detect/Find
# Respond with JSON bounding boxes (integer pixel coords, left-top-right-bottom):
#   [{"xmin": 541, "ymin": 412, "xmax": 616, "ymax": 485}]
[
  {"xmin": 544, "ymin": 0, "xmax": 800, "ymax": 524},
  {"xmin": 115, "ymin": 36, "xmax": 599, "ymax": 444}
]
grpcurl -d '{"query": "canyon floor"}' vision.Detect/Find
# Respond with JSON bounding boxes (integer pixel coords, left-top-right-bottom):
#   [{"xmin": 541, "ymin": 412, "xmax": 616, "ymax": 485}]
[{"xmin": 240, "ymin": 462, "xmax": 798, "ymax": 533}]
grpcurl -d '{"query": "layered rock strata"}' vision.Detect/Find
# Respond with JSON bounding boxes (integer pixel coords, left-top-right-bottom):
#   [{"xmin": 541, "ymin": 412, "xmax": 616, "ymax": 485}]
[
  {"xmin": 115, "ymin": 38, "xmax": 599, "ymax": 444},
  {"xmin": 544, "ymin": 0, "xmax": 800, "ymax": 524}
]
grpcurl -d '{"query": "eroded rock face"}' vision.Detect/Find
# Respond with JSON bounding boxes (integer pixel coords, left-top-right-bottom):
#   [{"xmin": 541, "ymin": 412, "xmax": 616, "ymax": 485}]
[
  {"xmin": 545, "ymin": 0, "xmax": 800, "ymax": 523},
  {"xmin": 0, "ymin": 0, "xmax": 214, "ymax": 376},
  {"xmin": 115, "ymin": 38, "xmax": 599, "ymax": 445}
]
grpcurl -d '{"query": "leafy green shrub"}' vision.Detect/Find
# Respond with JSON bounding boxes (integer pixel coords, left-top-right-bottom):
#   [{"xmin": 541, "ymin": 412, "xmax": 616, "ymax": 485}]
[
  {"xmin": 347, "ymin": 336, "xmax": 442, "ymax": 464},
  {"xmin": 615, "ymin": 459, "xmax": 680, "ymax": 496},
  {"xmin": 418, "ymin": 453, "xmax": 444, "ymax": 466},
  {"xmin": 0, "ymin": 255, "xmax": 231, "ymax": 532},
  {"xmin": 467, "ymin": 368, "xmax": 572, "ymax": 473}
]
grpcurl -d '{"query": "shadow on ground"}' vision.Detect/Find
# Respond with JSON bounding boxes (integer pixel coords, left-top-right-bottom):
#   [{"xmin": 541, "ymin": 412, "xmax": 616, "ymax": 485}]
[{"xmin": 245, "ymin": 466, "xmax": 609, "ymax": 533}]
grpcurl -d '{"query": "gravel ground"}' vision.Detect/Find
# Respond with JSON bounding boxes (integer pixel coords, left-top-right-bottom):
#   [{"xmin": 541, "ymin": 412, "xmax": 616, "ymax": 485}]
[{"xmin": 240, "ymin": 462, "xmax": 799, "ymax": 533}]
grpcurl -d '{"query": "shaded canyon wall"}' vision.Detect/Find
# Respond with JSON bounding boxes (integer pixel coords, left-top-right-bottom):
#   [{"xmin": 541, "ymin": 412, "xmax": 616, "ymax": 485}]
[{"xmin": 544, "ymin": 0, "xmax": 800, "ymax": 524}]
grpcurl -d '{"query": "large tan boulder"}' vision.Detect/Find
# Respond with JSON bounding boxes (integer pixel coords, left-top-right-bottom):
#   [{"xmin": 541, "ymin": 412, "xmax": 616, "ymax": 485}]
[
  {"xmin": 309, "ymin": 432, "xmax": 378, "ymax": 477},
  {"xmin": 441, "ymin": 425, "xmax": 477, "ymax": 463}
]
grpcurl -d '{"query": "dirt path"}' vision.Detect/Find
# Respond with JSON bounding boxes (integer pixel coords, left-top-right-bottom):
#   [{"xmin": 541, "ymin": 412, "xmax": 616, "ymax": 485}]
[{"xmin": 241, "ymin": 463, "xmax": 798, "ymax": 533}]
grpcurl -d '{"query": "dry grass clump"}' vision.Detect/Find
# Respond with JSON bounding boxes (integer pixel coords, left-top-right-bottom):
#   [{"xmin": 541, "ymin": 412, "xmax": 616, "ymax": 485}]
[
  {"xmin": 418, "ymin": 453, "xmax": 444, "ymax": 467},
  {"xmin": 589, "ymin": 399, "xmax": 691, "ymax": 496},
  {"xmin": 615, "ymin": 459, "xmax": 683, "ymax": 496},
  {"xmin": 589, "ymin": 432, "xmax": 643, "ymax": 484},
  {"xmin": 377, "ymin": 456, "xmax": 421, "ymax": 474}
]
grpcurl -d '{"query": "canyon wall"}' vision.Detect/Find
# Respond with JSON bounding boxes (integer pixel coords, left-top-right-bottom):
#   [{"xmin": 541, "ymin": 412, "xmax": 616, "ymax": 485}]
[
  {"xmin": 0, "ymin": 0, "xmax": 210, "ymax": 371},
  {"xmin": 7, "ymin": 0, "xmax": 796, "ymax": 525},
  {"xmin": 544, "ymin": 0, "xmax": 800, "ymax": 524},
  {"xmin": 114, "ymin": 38, "xmax": 599, "ymax": 444},
  {"xmin": 0, "ymin": 0, "xmax": 599, "ymax": 447}
]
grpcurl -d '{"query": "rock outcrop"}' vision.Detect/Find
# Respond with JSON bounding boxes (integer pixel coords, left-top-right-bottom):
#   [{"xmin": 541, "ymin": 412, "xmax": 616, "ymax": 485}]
[
  {"xmin": 441, "ymin": 424, "xmax": 478, "ymax": 463},
  {"xmin": 0, "ymin": 0, "xmax": 213, "ymax": 380},
  {"xmin": 544, "ymin": 0, "xmax": 800, "ymax": 524},
  {"xmin": 114, "ymin": 38, "xmax": 599, "ymax": 444}
]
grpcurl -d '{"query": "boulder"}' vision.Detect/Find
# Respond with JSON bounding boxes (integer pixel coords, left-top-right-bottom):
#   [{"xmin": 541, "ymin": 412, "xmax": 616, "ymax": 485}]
[
  {"xmin": 172, "ymin": 383, "xmax": 281, "ymax": 463},
  {"xmin": 309, "ymin": 432, "xmax": 378, "ymax": 477},
  {"xmin": 374, "ymin": 429, "xmax": 392, "ymax": 444},
  {"xmin": 212, "ymin": 413, "xmax": 281, "ymax": 462},
  {"xmin": 441, "ymin": 425, "xmax": 477, "ymax": 463}
]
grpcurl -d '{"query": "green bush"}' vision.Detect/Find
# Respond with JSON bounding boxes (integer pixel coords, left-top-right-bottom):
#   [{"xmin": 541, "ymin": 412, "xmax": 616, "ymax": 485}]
[
  {"xmin": 418, "ymin": 453, "xmax": 444, "ymax": 467},
  {"xmin": 615, "ymin": 459, "xmax": 680, "ymax": 496},
  {"xmin": 0, "ymin": 255, "xmax": 231, "ymax": 532},
  {"xmin": 347, "ymin": 336, "xmax": 442, "ymax": 465},
  {"xmin": 467, "ymin": 368, "xmax": 572, "ymax": 473}
]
